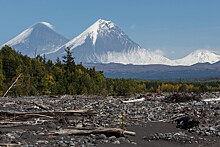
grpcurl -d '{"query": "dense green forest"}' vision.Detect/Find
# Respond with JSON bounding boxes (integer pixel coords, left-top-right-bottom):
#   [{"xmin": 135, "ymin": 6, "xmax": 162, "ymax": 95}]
[{"xmin": 0, "ymin": 45, "xmax": 220, "ymax": 97}]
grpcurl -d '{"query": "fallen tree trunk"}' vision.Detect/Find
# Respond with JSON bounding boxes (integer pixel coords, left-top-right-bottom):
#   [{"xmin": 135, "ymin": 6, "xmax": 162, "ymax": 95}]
[
  {"xmin": 122, "ymin": 97, "xmax": 145, "ymax": 103},
  {"xmin": 0, "ymin": 109, "xmax": 96, "ymax": 117},
  {"xmin": 49, "ymin": 128, "xmax": 136, "ymax": 137}
]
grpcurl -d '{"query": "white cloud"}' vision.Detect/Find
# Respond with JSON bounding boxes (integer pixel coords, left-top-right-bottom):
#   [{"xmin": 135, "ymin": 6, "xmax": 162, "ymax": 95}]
[{"xmin": 153, "ymin": 49, "xmax": 165, "ymax": 56}]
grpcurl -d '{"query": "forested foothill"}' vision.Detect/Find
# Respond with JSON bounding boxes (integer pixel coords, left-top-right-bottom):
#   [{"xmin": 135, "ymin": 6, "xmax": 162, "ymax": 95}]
[{"xmin": 0, "ymin": 45, "xmax": 220, "ymax": 97}]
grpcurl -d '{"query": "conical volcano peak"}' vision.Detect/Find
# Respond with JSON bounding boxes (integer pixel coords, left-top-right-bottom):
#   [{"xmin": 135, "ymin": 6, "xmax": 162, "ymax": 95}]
[
  {"xmin": 65, "ymin": 19, "xmax": 121, "ymax": 47},
  {"xmin": 2, "ymin": 22, "xmax": 69, "ymax": 57}
]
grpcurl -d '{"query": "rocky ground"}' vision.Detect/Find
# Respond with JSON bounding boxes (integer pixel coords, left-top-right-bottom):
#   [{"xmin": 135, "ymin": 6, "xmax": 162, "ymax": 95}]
[{"xmin": 0, "ymin": 92, "xmax": 220, "ymax": 146}]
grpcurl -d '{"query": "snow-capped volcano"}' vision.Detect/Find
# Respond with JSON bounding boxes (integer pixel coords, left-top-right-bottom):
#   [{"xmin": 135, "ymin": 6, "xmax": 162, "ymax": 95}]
[
  {"xmin": 46, "ymin": 19, "xmax": 172, "ymax": 64},
  {"xmin": 2, "ymin": 22, "xmax": 69, "ymax": 57},
  {"xmin": 2, "ymin": 19, "xmax": 220, "ymax": 66},
  {"xmin": 174, "ymin": 50, "xmax": 220, "ymax": 65}
]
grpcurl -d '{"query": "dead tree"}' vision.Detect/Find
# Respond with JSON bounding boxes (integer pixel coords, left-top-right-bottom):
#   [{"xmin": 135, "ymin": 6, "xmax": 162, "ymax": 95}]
[{"xmin": 3, "ymin": 73, "xmax": 23, "ymax": 97}]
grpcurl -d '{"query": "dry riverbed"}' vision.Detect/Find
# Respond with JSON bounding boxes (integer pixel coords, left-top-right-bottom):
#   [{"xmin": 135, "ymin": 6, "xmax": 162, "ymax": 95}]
[{"xmin": 0, "ymin": 92, "xmax": 220, "ymax": 146}]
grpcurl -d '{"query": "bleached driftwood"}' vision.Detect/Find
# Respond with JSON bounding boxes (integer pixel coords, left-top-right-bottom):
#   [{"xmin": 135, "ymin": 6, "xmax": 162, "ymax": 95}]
[
  {"xmin": 0, "ymin": 109, "xmax": 96, "ymax": 118},
  {"xmin": 0, "ymin": 119, "xmax": 53, "ymax": 127},
  {"xmin": 3, "ymin": 73, "xmax": 23, "ymax": 97},
  {"xmin": 0, "ymin": 143, "xmax": 22, "ymax": 146},
  {"xmin": 122, "ymin": 97, "xmax": 145, "ymax": 103},
  {"xmin": 49, "ymin": 128, "xmax": 136, "ymax": 136},
  {"xmin": 33, "ymin": 102, "xmax": 50, "ymax": 110},
  {"xmin": 124, "ymin": 130, "xmax": 136, "ymax": 136}
]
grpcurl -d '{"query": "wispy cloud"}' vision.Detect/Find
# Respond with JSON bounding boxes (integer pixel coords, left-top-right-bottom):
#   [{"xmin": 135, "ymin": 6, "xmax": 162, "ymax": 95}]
[{"xmin": 153, "ymin": 49, "xmax": 165, "ymax": 56}]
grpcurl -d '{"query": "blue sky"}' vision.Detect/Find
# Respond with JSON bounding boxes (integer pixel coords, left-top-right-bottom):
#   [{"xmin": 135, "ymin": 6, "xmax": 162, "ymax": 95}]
[{"xmin": 1, "ymin": 0, "xmax": 220, "ymax": 59}]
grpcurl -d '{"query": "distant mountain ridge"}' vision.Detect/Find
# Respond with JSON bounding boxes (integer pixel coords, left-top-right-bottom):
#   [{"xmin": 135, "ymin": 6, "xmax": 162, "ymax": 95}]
[
  {"xmin": 1, "ymin": 19, "xmax": 220, "ymax": 65},
  {"xmin": 84, "ymin": 61, "xmax": 220, "ymax": 80}
]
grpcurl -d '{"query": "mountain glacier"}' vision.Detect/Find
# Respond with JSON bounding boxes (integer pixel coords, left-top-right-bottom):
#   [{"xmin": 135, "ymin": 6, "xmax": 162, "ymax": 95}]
[
  {"xmin": 2, "ymin": 22, "xmax": 69, "ymax": 57},
  {"xmin": 1, "ymin": 19, "xmax": 220, "ymax": 66}
]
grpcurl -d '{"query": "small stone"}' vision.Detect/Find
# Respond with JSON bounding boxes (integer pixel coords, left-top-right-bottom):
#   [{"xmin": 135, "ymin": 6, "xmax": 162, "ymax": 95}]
[
  {"xmin": 124, "ymin": 139, "xmax": 130, "ymax": 143},
  {"xmin": 86, "ymin": 142, "xmax": 93, "ymax": 147},
  {"xmin": 209, "ymin": 127, "xmax": 216, "ymax": 131},
  {"xmin": 90, "ymin": 134, "xmax": 96, "ymax": 138},
  {"xmin": 56, "ymin": 126, "xmax": 61, "ymax": 130},
  {"xmin": 143, "ymin": 136, "xmax": 148, "ymax": 140},
  {"xmin": 59, "ymin": 143, "xmax": 68, "ymax": 147},
  {"xmin": 47, "ymin": 122, "xmax": 56, "ymax": 129},
  {"xmin": 131, "ymin": 142, "xmax": 137, "ymax": 145},
  {"xmin": 64, "ymin": 141, "xmax": 70, "ymax": 144},
  {"xmin": 113, "ymin": 140, "xmax": 120, "ymax": 144},
  {"xmin": 59, "ymin": 141, "xmax": 64, "ymax": 144},
  {"xmin": 20, "ymin": 132, "xmax": 30, "ymax": 139},
  {"xmin": 69, "ymin": 142, "xmax": 75, "ymax": 146},
  {"xmin": 205, "ymin": 132, "xmax": 211, "ymax": 136},
  {"xmin": 119, "ymin": 137, "xmax": 126, "ymax": 141},
  {"xmin": 103, "ymin": 140, "xmax": 109, "ymax": 143},
  {"xmin": 97, "ymin": 134, "xmax": 106, "ymax": 140},
  {"xmin": 109, "ymin": 136, "xmax": 116, "ymax": 141}
]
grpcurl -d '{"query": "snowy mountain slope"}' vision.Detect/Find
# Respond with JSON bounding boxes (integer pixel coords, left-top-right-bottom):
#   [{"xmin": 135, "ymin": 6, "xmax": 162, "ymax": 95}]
[
  {"xmin": 97, "ymin": 48, "xmax": 173, "ymax": 65},
  {"xmin": 2, "ymin": 22, "xmax": 69, "ymax": 57},
  {"xmin": 173, "ymin": 50, "xmax": 220, "ymax": 65},
  {"xmin": 46, "ymin": 19, "xmax": 172, "ymax": 64}
]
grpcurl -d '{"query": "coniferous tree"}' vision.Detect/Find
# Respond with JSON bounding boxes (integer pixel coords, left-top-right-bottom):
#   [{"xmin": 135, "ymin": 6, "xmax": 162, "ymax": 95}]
[{"xmin": 62, "ymin": 47, "xmax": 75, "ymax": 72}]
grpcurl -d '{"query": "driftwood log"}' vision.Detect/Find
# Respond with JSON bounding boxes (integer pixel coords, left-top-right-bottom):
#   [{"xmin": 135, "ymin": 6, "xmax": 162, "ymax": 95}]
[
  {"xmin": 0, "ymin": 143, "xmax": 22, "ymax": 146},
  {"xmin": 49, "ymin": 128, "xmax": 136, "ymax": 137},
  {"xmin": 33, "ymin": 102, "xmax": 50, "ymax": 110},
  {"xmin": 0, "ymin": 119, "xmax": 53, "ymax": 127},
  {"xmin": 0, "ymin": 109, "xmax": 96, "ymax": 117},
  {"xmin": 122, "ymin": 97, "xmax": 145, "ymax": 103}
]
